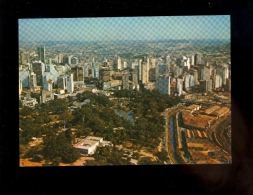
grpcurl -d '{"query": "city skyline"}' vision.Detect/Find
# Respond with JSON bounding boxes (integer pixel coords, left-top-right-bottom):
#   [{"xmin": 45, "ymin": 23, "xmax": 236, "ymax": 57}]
[{"xmin": 19, "ymin": 16, "xmax": 230, "ymax": 42}]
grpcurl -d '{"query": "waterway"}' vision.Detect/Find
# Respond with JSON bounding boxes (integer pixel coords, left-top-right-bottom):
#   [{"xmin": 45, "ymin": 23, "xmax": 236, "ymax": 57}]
[
  {"xmin": 170, "ymin": 117, "xmax": 175, "ymax": 154},
  {"xmin": 114, "ymin": 109, "xmax": 134, "ymax": 124}
]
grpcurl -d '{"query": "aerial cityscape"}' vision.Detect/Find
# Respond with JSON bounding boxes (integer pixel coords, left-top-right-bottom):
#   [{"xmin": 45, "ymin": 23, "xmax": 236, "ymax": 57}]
[{"xmin": 19, "ymin": 16, "xmax": 231, "ymax": 166}]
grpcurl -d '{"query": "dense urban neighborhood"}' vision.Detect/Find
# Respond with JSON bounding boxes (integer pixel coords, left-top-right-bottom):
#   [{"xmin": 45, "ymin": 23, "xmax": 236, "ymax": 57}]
[{"xmin": 19, "ymin": 17, "xmax": 231, "ymax": 166}]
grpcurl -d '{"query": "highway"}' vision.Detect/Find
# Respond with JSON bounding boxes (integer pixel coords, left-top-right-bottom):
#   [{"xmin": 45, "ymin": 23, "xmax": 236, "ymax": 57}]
[{"xmin": 164, "ymin": 104, "xmax": 185, "ymax": 164}]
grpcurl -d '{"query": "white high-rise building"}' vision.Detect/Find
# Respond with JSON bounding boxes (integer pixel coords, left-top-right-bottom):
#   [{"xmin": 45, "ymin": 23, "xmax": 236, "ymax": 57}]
[
  {"xmin": 191, "ymin": 55, "xmax": 195, "ymax": 65},
  {"xmin": 177, "ymin": 78, "xmax": 183, "ymax": 96},
  {"xmin": 67, "ymin": 73, "xmax": 74, "ymax": 93},
  {"xmin": 117, "ymin": 57, "xmax": 122, "ymax": 70},
  {"xmin": 138, "ymin": 59, "xmax": 142, "ymax": 81},
  {"xmin": 187, "ymin": 58, "xmax": 191, "ymax": 69},
  {"xmin": 141, "ymin": 62, "xmax": 148, "ymax": 84},
  {"xmin": 19, "ymin": 79, "xmax": 22, "ymax": 95}
]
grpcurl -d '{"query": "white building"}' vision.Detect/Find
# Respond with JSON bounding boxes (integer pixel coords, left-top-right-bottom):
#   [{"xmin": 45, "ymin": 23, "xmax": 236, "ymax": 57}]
[
  {"xmin": 67, "ymin": 73, "xmax": 74, "ymax": 93},
  {"xmin": 19, "ymin": 79, "xmax": 22, "ymax": 95},
  {"xmin": 73, "ymin": 136, "xmax": 103, "ymax": 154}
]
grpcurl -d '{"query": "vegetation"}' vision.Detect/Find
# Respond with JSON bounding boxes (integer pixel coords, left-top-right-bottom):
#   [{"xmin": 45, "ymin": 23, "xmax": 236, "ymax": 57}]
[{"xmin": 19, "ymin": 89, "xmax": 182, "ymax": 165}]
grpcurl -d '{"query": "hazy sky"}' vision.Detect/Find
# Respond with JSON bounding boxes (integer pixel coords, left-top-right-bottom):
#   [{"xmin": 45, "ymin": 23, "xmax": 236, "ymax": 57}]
[{"xmin": 19, "ymin": 16, "xmax": 230, "ymax": 42}]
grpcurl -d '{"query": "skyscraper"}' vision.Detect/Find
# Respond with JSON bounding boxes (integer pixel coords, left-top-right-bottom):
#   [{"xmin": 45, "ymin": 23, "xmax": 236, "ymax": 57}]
[
  {"xmin": 67, "ymin": 73, "xmax": 74, "ymax": 93},
  {"xmin": 29, "ymin": 72, "xmax": 37, "ymax": 90},
  {"xmin": 194, "ymin": 53, "xmax": 202, "ymax": 65},
  {"xmin": 156, "ymin": 74, "xmax": 170, "ymax": 95},
  {"xmin": 31, "ymin": 62, "xmax": 45, "ymax": 86},
  {"xmin": 122, "ymin": 73, "xmax": 130, "ymax": 90},
  {"xmin": 38, "ymin": 46, "xmax": 45, "ymax": 63},
  {"xmin": 177, "ymin": 78, "xmax": 183, "ymax": 96},
  {"xmin": 71, "ymin": 66, "xmax": 84, "ymax": 82},
  {"xmin": 20, "ymin": 52, "xmax": 30, "ymax": 65}
]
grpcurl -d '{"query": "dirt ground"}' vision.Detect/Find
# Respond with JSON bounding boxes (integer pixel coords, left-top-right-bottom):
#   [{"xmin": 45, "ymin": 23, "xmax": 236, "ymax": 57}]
[{"xmin": 20, "ymin": 156, "xmax": 94, "ymax": 167}]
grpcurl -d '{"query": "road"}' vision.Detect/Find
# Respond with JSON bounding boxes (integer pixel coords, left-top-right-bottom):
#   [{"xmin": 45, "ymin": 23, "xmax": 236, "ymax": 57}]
[{"xmin": 164, "ymin": 104, "xmax": 185, "ymax": 164}]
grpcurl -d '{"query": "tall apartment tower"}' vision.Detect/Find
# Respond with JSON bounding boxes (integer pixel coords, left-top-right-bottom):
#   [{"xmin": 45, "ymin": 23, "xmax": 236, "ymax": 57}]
[
  {"xmin": 156, "ymin": 74, "xmax": 170, "ymax": 95},
  {"xmin": 194, "ymin": 53, "xmax": 202, "ymax": 65},
  {"xmin": 31, "ymin": 62, "xmax": 45, "ymax": 86},
  {"xmin": 200, "ymin": 66, "xmax": 210, "ymax": 81},
  {"xmin": 67, "ymin": 73, "xmax": 74, "ymax": 93},
  {"xmin": 20, "ymin": 52, "xmax": 30, "ymax": 65},
  {"xmin": 176, "ymin": 78, "xmax": 183, "ymax": 96},
  {"xmin": 38, "ymin": 46, "xmax": 45, "ymax": 63},
  {"xmin": 138, "ymin": 59, "xmax": 142, "ymax": 82},
  {"xmin": 122, "ymin": 73, "xmax": 129, "ymax": 90},
  {"xmin": 29, "ymin": 72, "xmax": 37, "ymax": 90},
  {"xmin": 71, "ymin": 66, "xmax": 84, "ymax": 82}
]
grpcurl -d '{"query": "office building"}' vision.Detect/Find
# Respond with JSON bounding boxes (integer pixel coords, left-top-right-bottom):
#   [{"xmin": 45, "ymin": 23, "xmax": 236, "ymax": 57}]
[
  {"xmin": 156, "ymin": 74, "xmax": 170, "ymax": 95},
  {"xmin": 71, "ymin": 57, "xmax": 78, "ymax": 65},
  {"xmin": 31, "ymin": 62, "xmax": 45, "ymax": 86},
  {"xmin": 194, "ymin": 53, "xmax": 202, "ymax": 65},
  {"xmin": 201, "ymin": 66, "xmax": 210, "ymax": 81},
  {"xmin": 20, "ymin": 52, "xmax": 30, "ymax": 65},
  {"xmin": 71, "ymin": 66, "xmax": 84, "ymax": 82},
  {"xmin": 214, "ymin": 74, "xmax": 223, "ymax": 89},
  {"xmin": 177, "ymin": 78, "xmax": 183, "ymax": 95},
  {"xmin": 57, "ymin": 76, "xmax": 67, "ymax": 90},
  {"xmin": 19, "ymin": 70, "xmax": 29, "ymax": 88},
  {"xmin": 122, "ymin": 73, "xmax": 130, "ymax": 90},
  {"xmin": 200, "ymin": 79, "xmax": 212, "ymax": 92},
  {"xmin": 19, "ymin": 79, "xmax": 22, "ymax": 95},
  {"xmin": 37, "ymin": 46, "xmax": 45, "ymax": 63},
  {"xmin": 29, "ymin": 72, "xmax": 37, "ymax": 90}
]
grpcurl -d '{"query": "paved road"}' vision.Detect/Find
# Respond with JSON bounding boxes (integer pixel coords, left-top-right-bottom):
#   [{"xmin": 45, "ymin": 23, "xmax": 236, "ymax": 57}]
[{"xmin": 164, "ymin": 104, "xmax": 185, "ymax": 164}]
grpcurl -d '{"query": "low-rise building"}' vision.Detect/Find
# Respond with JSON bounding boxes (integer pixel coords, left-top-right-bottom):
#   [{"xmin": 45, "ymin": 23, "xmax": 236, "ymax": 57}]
[
  {"xmin": 73, "ymin": 136, "xmax": 103, "ymax": 154},
  {"xmin": 210, "ymin": 106, "xmax": 230, "ymax": 118}
]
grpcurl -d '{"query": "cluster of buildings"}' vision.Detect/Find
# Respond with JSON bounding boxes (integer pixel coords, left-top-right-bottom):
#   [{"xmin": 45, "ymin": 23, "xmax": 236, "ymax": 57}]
[
  {"xmin": 19, "ymin": 45, "xmax": 231, "ymax": 108},
  {"xmin": 180, "ymin": 104, "xmax": 230, "ymax": 131}
]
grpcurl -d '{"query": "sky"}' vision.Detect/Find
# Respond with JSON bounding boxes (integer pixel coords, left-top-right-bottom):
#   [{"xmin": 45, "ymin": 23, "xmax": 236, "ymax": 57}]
[{"xmin": 19, "ymin": 16, "xmax": 230, "ymax": 42}]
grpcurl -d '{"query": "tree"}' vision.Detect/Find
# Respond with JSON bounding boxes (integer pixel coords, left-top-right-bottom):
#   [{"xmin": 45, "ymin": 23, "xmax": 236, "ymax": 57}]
[{"xmin": 59, "ymin": 111, "xmax": 74, "ymax": 128}]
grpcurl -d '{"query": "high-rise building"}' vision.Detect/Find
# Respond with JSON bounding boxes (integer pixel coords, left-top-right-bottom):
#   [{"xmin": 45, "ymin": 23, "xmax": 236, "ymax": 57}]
[
  {"xmin": 67, "ymin": 73, "xmax": 74, "ymax": 93},
  {"xmin": 20, "ymin": 52, "xmax": 30, "ymax": 65},
  {"xmin": 37, "ymin": 46, "xmax": 45, "ymax": 63},
  {"xmin": 117, "ymin": 57, "xmax": 122, "ymax": 70},
  {"xmin": 71, "ymin": 57, "xmax": 78, "ymax": 65},
  {"xmin": 57, "ymin": 76, "xmax": 67, "ymax": 90},
  {"xmin": 201, "ymin": 66, "xmax": 210, "ymax": 81},
  {"xmin": 151, "ymin": 58, "xmax": 157, "ymax": 69},
  {"xmin": 191, "ymin": 55, "xmax": 195, "ymax": 65},
  {"xmin": 156, "ymin": 64, "xmax": 167, "ymax": 78},
  {"xmin": 71, "ymin": 66, "xmax": 84, "ymax": 82},
  {"xmin": 156, "ymin": 74, "xmax": 170, "ymax": 95},
  {"xmin": 176, "ymin": 78, "xmax": 183, "ymax": 96},
  {"xmin": 216, "ymin": 66, "xmax": 229, "ymax": 85},
  {"xmin": 122, "ymin": 73, "xmax": 130, "ymax": 90},
  {"xmin": 173, "ymin": 65, "xmax": 181, "ymax": 78},
  {"xmin": 189, "ymin": 68, "xmax": 199, "ymax": 85},
  {"xmin": 194, "ymin": 53, "xmax": 202, "ymax": 65},
  {"xmin": 141, "ymin": 62, "xmax": 148, "ymax": 84},
  {"xmin": 58, "ymin": 54, "xmax": 64, "ymax": 64},
  {"xmin": 29, "ymin": 72, "xmax": 37, "ymax": 90},
  {"xmin": 225, "ymin": 78, "xmax": 231, "ymax": 92},
  {"xmin": 200, "ymin": 79, "xmax": 212, "ymax": 92},
  {"xmin": 31, "ymin": 62, "xmax": 45, "ymax": 86},
  {"xmin": 214, "ymin": 74, "xmax": 223, "ymax": 89},
  {"xmin": 19, "ymin": 79, "xmax": 22, "ymax": 95},
  {"xmin": 138, "ymin": 59, "xmax": 142, "ymax": 82}
]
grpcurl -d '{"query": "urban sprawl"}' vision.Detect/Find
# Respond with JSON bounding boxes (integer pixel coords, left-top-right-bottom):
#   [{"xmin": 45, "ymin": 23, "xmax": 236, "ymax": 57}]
[{"xmin": 19, "ymin": 39, "xmax": 231, "ymax": 166}]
